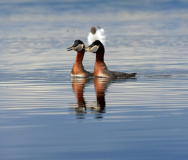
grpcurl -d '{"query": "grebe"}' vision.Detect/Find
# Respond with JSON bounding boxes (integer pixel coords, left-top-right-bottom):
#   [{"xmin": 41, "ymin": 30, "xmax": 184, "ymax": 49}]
[
  {"xmin": 85, "ymin": 40, "xmax": 137, "ymax": 78},
  {"xmin": 67, "ymin": 40, "xmax": 93, "ymax": 77},
  {"xmin": 87, "ymin": 26, "xmax": 105, "ymax": 45}
]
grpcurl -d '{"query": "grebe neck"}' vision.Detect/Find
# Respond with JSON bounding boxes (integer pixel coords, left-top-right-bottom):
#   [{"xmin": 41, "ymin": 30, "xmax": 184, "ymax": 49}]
[
  {"xmin": 75, "ymin": 51, "xmax": 85, "ymax": 63},
  {"xmin": 96, "ymin": 45, "xmax": 105, "ymax": 63}
]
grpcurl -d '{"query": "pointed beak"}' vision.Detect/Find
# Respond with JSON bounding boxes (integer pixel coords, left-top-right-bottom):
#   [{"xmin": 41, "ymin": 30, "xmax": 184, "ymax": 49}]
[
  {"xmin": 66, "ymin": 47, "xmax": 75, "ymax": 51},
  {"xmin": 85, "ymin": 47, "xmax": 91, "ymax": 52}
]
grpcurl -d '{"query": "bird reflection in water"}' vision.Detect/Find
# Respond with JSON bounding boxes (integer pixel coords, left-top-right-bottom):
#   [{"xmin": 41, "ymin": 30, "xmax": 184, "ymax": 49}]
[
  {"xmin": 71, "ymin": 77, "xmax": 111, "ymax": 119},
  {"xmin": 71, "ymin": 77, "xmax": 89, "ymax": 119},
  {"xmin": 89, "ymin": 78, "xmax": 111, "ymax": 119}
]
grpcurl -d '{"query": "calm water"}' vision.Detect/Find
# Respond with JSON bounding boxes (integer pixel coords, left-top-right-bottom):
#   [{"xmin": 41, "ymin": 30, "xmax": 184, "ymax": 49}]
[{"xmin": 0, "ymin": 0, "xmax": 188, "ymax": 160}]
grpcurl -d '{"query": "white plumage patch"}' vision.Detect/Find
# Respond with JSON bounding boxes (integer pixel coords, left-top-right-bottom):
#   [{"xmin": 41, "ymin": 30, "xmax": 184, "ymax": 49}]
[
  {"xmin": 90, "ymin": 45, "xmax": 99, "ymax": 53},
  {"xmin": 71, "ymin": 73, "xmax": 85, "ymax": 77},
  {"xmin": 97, "ymin": 73, "xmax": 108, "ymax": 78},
  {"xmin": 75, "ymin": 44, "xmax": 84, "ymax": 51},
  {"xmin": 87, "ymin": 27, "xmax": 106, "ymax": 45}
]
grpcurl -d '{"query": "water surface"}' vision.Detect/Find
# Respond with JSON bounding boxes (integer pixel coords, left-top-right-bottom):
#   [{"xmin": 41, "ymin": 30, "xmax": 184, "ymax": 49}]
[{"xmin": 0, "ymin": 0, "xmax": 188, "ymax": 160}]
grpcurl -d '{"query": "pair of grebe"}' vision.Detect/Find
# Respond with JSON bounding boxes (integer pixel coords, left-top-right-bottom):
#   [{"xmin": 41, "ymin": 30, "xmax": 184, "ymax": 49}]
[{"xmin": 67, "ymin": 40, "xmax": 136, "ymax": 79}]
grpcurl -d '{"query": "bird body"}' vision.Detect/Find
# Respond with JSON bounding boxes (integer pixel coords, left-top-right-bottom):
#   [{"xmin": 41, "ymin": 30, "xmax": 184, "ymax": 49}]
[
  {"xmin": 86, "ymin": 40, "xmax": 136, "ymax": 78},
  {"xmin": 87, "ymin": 26, "xmax": 105, "ymax": 45},
  {"xmin": 67, "ymin": 40, "xmax": 93, "ymax": 77}
]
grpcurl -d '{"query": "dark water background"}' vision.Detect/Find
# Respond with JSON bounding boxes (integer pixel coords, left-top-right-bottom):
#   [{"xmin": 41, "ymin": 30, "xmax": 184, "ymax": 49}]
[{"xmin": 0, "ymin": 0, "xmax": 188, "ymax": 159}]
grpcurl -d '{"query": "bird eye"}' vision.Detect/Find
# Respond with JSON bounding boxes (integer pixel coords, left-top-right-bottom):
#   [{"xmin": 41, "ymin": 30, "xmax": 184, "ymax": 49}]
[{"xmin": 90, "ymin": 45, "xmax": 99, "ymax": 53}]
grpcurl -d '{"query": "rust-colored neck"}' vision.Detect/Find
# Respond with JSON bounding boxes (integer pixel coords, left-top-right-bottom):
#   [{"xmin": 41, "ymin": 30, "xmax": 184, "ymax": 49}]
[
  {"xmin": 75, "ymin": 51, "xmax": 85, "ymax": 63},
  {"xmin": 94, "ymin": 44, "xmax": 105, "ymax": 76},
  {"xmin": 71, "ymin": 51, "xmax": 85, "ymax": 75}
]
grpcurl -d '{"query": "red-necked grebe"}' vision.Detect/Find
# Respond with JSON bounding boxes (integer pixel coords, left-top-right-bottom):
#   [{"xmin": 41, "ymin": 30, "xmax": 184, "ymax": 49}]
[{"xmin": 85, "ymin": 40, "xmax": 136, "ymax": 78}]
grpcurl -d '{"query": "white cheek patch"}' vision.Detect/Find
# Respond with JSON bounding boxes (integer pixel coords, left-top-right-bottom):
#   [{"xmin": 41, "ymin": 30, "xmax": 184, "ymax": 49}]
[
  {"xmin": 90, "ymin": 45, "xmax": 99, "ymax": 53},
  {"xmin": 75, "ymin": 44, "xmax": 84, "ymax": 51}
]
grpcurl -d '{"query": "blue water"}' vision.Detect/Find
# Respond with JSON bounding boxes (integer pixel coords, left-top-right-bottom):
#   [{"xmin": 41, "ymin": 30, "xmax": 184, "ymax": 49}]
[{"xmin": 0, "ymin": 0, "xmax": 188, "ymax": 160}]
